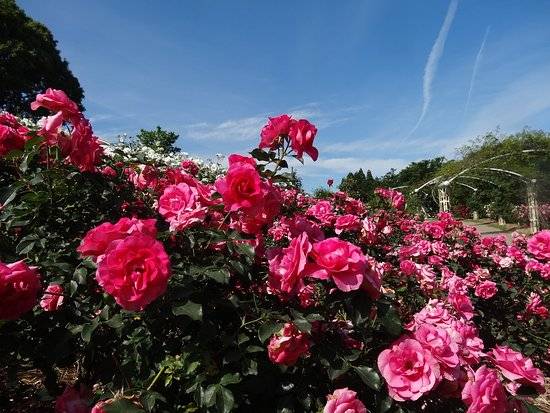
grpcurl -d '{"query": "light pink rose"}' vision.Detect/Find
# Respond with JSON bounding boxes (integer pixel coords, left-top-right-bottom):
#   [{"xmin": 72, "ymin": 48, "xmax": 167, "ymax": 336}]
[
  {"xmin": 451, "ymin": 320, "xmax": 485, "ymax": 365},
  {"xmin": 267, "ymin": 323, "xmax": 310, "ymax": 365},
  {"xmin": 490, "ymin": 346, "xmax": 545, "ymax": 394},
  {"xmin": 378, "ymin": 338, "xmax": 440, "ymax": 401},
  {"xmin": 323, "ymin": 388, "xmax": 367, "ymax": 413},
  {"xmin": 334, "ymin": 214, "xmax": 360, "ymax": 235},
  {"xmin": 259, "ymin": 114, "xmax": 292, "ymax": 149},
  {"xmin": 461, "ymin": 366, "xmax": 507, "ymax": 413},
  {"xmin": 527, "ymin": 230, "xmax": 550, "ymax": 261},
  {"xmin": 0, "ymin": 260, "xmax": 41, "ymax": 320},
  {"xmin": 407, "ymin": 299, "xmax": 454, "ymax": 331},
  {"xmin": 268, "ymin": 232, "xmax": 312, "ymax": 295},
  {"xmin": 288, "ymin": 119, "xmax": 318, "ymax": 161},
  {"xmin": 96, "ymin": 233, "xmax": 171, "ymax": 311},
  {"xmin": 78, "ymin": 217, "xmax": 157, "ymax": 260},
  {"xmin": 40, "ymin": 283, "xmax": 64, "ymax": 312},
  {"xmin": 414, "ymin": 324, "xmax": 459, "ymax": 373},
  {"xmin": 215, "ymin": 154, "xmax": 265, "ymax": 212},
  {"xmin": 158, "ymin": 183, "xmax": 207, "ymax": 231},
  {"xmin": 474, "ymin": 280, "xmax": 497, "ymax": 299},
  {"xmin": 308, "ymin": 238, "xmax": 366, "ymax": 292}
]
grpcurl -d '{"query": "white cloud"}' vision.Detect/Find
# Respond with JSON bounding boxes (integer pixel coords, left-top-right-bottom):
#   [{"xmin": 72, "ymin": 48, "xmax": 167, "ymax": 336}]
[
  {"xmin": 290, "ymin": 157, "xmax": 409, "ymax": 178},
  {"xmin": 407, "ymin": 0, "xmax": 459, "ymax": 139},
  {"xmin": 464, "ymin": 26, "xmax": 491, "ymax": 116}
]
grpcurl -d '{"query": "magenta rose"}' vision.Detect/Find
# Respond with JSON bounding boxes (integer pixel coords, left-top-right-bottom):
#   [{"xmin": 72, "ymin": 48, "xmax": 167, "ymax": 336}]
[
  {"xmin": 40, "ymin": 283, "xmax": 65, "ymax": 312},
  {"xmin": 334, "ymin": 214, "xmax": 360, "ymax": 235},
  {"xmin": 0, "ymin": 260, "xmax": 41, "ymax": 320},
  {"xmin": 259, "ymin": 114, "xmax": 292, "ymax": 149},
  {"xmin": 462, "ymin": 366, "xmax": 507, "ymax": 413},
  {"xmin": 474, "ymin": 280, "xmax": 497, "ymax": 299},
  {"xmin": 215, "ymin": 154, "xmax": 265, "ymax": 212},
  {"xmin": 66, "ymin": 118, "xmax": 104, "ymax": 172},
  {"xmin": 323, "ymin": 388, "xmax": 367, "ymax": 413},
  {"xmin": 31, "ymin": 88, "xmax": 82, "ymax": 123},
  {"xmin": 78, "ymin": 217, "xmax": 157, "ymax": 260},
  {"xmin": 490, "ymin": 346, "xmax": 545, "ymax": 394},
  {"xmin": 308, "ymin": 238, "xmax": 366, "ymax": 292},
  {"xmin": 378, "ymin": 338, "xmax": 440, "ymax": 401},
  {"xmin": 158, "ymin": 183, "xmax": 207, "ymax": 231},
  {"xmin": 180, "ymin": 159, "xmax": 200, "ymax": 176},
  {"xmin": 448, "ymin": 292, "xmax": 474, "ymax": 320},
  {"xmin": 268, "ymin": 232, "xmax": 312, "ymax": 295},
  {"xmin": 399, "ymin": 259, "xmax": 418, "ymax": 276},
  {"xmin": 288, "ymin": 119, "xmax": 318, "ymax": 161},
  {"xmin": 267, "ymin": 323, "xmax": 310, "ymax": 365},
  {"xmin": 96, "ymin": 233, "xmax": 171, "ymax": 310},
  {"xmin": 0, "ymin": 124, "xmax": 26, "ymax": 156},
  {"xmin": 527, "ymin": 230, "xmax": 550, "ymax": 261},
  {"xmin": 306, "ymin": 200, "xmax": 335, "ymax": 225}
]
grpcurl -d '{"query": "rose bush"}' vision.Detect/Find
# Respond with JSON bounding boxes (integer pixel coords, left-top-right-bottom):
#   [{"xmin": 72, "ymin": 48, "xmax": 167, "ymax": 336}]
[{"xmin": 0, "ymin": 89, "xmax": 548, "ymax": 412}]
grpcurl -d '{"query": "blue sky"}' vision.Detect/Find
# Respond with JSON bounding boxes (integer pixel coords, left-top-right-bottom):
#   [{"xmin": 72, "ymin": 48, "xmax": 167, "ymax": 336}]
[{"xmin": 18, "ymin": 0, "xmax": 550, "ymax": 190}]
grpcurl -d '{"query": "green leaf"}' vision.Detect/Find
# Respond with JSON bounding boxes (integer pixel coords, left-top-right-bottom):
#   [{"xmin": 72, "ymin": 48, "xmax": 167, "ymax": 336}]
[
  {"xmin": 250, "ymin": 148, "xmax": 271, "ymax": 162},
  {"xmin": 216, "ymin": 386, "xmax": 235, "ymax": 413},
  {"xmin": 353, "ymin": 366, "xmax": 381, "ymax": 391},
  {"xmin": 81, "ymin": 319, "xmax": 99, "ymax": 343},
  {"xmin": 103, "ymin": 399, "xmax": 145, "ymax": 413},
  {"xmin": 523, "ymin": 402, "xmax": 543, "ymax": 413},
  {"xmin": 220, "ymin": 373, "xmax": 241, "ymax": 386},
  {"xmin": 172, "ymin": 301, "xmax": 203, "ymax": 321},
  {"xmin": 204, "ymin": 268, "xmax": 230, "ymax": 284},
  {"xmin": 140, "ymin": 391, "xmax": 167, "ymax": 412},
  {"xmin": 380, "ymin": 306, "xmax": 402, "ymax": 336},
  {"xmin": 258, "ymin": 322, "xmax": 284, "ymax": 343},
  {"xmin": 377, "ymin": 396, "xmax": 393, "ymax": 413},
  {"xmin": 203, "ymin": 384, "xmax": 218, "ymax": 407},
  {"xmin": 106, "ymin": 314, "xmax": 124, "ymax": 329}
]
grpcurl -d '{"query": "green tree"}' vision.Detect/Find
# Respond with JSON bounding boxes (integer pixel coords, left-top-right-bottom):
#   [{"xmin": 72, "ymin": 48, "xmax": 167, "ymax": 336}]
[
  {"xmin": 136, "ymin": 126, "xmax": 181, "ymax": 153},
  {"xmin": 0, "ymin": 0, "xmax": 84, "ymax": 116}
]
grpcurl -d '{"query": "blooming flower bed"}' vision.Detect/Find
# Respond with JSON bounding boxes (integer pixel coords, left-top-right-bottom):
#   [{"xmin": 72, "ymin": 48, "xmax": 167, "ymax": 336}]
[{"xmin": 0, "ymin": 90, "xmax": 548, "ymax": 412}]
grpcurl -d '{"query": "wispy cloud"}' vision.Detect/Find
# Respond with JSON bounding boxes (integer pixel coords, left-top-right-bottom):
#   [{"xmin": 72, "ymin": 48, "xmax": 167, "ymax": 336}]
[
  {"xmin": 290, "ymin": 157, "xmax": 409, "ymax": 178},
  {"xmin": 464, "ymin": 26, "xmax": 491, "ymax": 116},
  {"xmin": 406, "ymin": 0, "xmax": 459, "ymax": 140}
]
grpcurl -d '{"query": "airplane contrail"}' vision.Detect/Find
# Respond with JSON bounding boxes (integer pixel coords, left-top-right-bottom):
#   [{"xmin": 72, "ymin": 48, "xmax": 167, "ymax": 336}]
[{"xmin": 464, "ymin": 26, "xmax": 491, "ymax": 117}]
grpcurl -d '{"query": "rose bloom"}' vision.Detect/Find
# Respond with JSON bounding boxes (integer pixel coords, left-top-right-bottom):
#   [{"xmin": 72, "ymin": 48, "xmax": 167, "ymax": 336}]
[
  {"xmin": 461, "ymin": 366, "xmax": 507, "ymax": 413},
  {"xmin": 268, "ymin": 233, "xmax": 312, "ymax": 295},
  {"xmin": 267, "ymin": 323, "xmax": 310, "ymax": 365},
  {"xmin": 40, "ymin": 283, "xmax": 64, "ymax": 312},
  {"xmin": 399, "ymin": 259, "xmax": 418, "ymax": 276},
  {"xmin": 66, "ymin": 118, "xmax": 103, "ymax": 172},
  {"xmin": 361, "ymin": 255, "xmax": 382, "ymax": 300},
  {"xmin": 525, "ymin": 292, "xmax": 549, "ymax": 319},
  {"xmin": 55, "ymin": 385, "xmax": 90, "ymax": 413},
  {"xmin": 323, "ymin": 388, "xmax": 367, "ymax": 413},
  {"xmin": 0, "ymin": 124, "xmax": 26, "ymax": 156},
  {"xmin": 474, "ymin": 280, "xmax": 497, "ymax": 299},
  {"xmin": 334, "ymin": 214, "xmax": 360, "ymax": 235},
  {"xmin": 0, "ymin": 260, "xmax": 41, "ymax": 320},
  {"xmin": 451, "ymin": 320, "xmax": 485, "ymax": 365},
  {"xmin": 306, "ymin": 200, "xmax": 335, "ymax": 225},
  {"xmin": 215, "ymin": 154, "xmax": 265, "ymax": 212},
  {"xmin": 259, "ymin": 114, "xmax": 292, "ymax": 149},
  {"xmin": 288, "ymin": 119, "xmax": 318, "ymax": 161},
  {"xmin": 91, "ymin": 400, "xmax": 108, "ymax": 413},
  {"xmin": 448, "ymin": 292, "xmax": 474, "ymax": 320},
  {"xmin": 78, "ymin": 217, "xmax": 157, "ymax": 260},
  {"xmin": 308, "ymin": 238, "xmax": 366, "ymax": 292},
  {"xmin": 180, "ymin": 159, "xmax": 199, "ymax": 176},
  {"xmin": 378, "ymin": 338, "xmax": 440, "ymax": 401},
  {"xmin": 490, "ymin": 346, "xmax": 545, "ymax": 394},
  {"xmin": 527, "ymin": 230, "xmax": 550, "ymax": 261},
  {"xmin": 31, "ymin": 88, "xmax": 82, "ymax": 123},
  {"xmin": 158, "ymin": 183, "xmax": 207, "ymax": 231},
  {"xmin": 96, "ymin": 233, "xmax": 171, "ymax": 311},
  {"xmin": 414, "ymin": 324, "xmax": 459, "ymax": 373},
  {"xmin": 407, "ymin": 299, "xmax": 454, "ymax": 331}
]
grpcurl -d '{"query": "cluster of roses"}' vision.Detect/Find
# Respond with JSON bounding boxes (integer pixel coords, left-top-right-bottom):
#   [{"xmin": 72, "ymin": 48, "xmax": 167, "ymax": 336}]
[{"xmin": 259, "ymin": 114, "xmax": 318, "ymax": 161}]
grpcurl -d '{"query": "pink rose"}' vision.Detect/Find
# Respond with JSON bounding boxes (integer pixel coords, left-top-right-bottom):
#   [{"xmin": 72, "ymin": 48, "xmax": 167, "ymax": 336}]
[
  {"xmin": 268, "ymin": 233, "xmax": 312, "ymax": 295},
  {"xmin": 408, "ymin": 299, "xmax": 454, "ymax": 331},
  {"xmin": 267, "ymin": 323, "xmax": 310, "ymax": 365},
  {"xmin": 96, "ymin": 233, "xmax": 171, "ymax": 310},
  {"xmin": 399, "ymin": 260, "xmax": 418, "ymax": 276},
  {"xmin": 91, "ymin": 401, "xmax": 108, "ymax": 413},
  {"xmin": 66, "ymin": 119, "xmax": 103, "ymax": 172},
  {"xmin": 215, "ymin": 154, "xmax": 264, "ymax": 212},
  {"xmin": 306, "ymin": 200, "xmax": 335, "ymax": 225},
  {"xmin": 55, "ymin": 385, "xmax": 90, "ymax": 413},
  {"xmin": 31, "ymin": 88, "xmax": 82, "ymax": 123},
  {"xmin": 323, "ymin": 388, "xmax": 367, "ymax": 413},
  {"xmin": 525, "ymin": 292, "xmax": 549, "ymax": 319},
  {"xmin": 334, "ymin": 214, "xmax": 360, "ymax": 235},
  {"xmin": 158, "ymin": 183, "xmax": 207, "ymax": 231},
  {"xmin": 375, "ymin": 188, "xmax": 405, "ymax": 210},
  {"xmin": 474, "ymin": 280, "xmax": 497, "ymax": 299},
  {"xmin": 100, "ymin": 166, "xmax": 117, "ymax": 178},
  {"xmin": 259, "ymin": 114, "xmax": 292, "ymax": 149},
  {"xmin": 78, "ymin": 217, "xmax": 157, "ymax": 260},
  {"xmin": 448, "ymin": 292, "xmax": 474, "ymax": 320},
  {"xmin": 378, "ymin": 338, "xmax": 440, "ymax": 401},
  {"xmin": 361, "ymin": 255, "xmax": 382, "ymax": 300},
  {"xmin": 490, "ymin": 346, "xmax": 545, "ymax": 394},
  {"xmin": 180, "ymin": 159, "xmax": 199, "ymax": 176},
  {"xmin": 414, "ymin": 324, "xmax": 459, "ymax": 374},
  {"xmin": 0, "ymin": 260, "xmax": 41, "ymax": 320},
  {"xmin": 0, "ymin": 124, "xmax": 26, "ymax": 156},
  {"xmin": 462, "ymin": 366, "xmax": 507, "ymax": 413},
  {"xmin": 452, "ymin": 320, "xmax": 485, "ymax": 365},
  {"xmin": 288, "ymin": 119, "xmax": 318, "ymax": 161},
  {"xmin": 40, "ymin": 283, "xmax": 64, "ymax": 312},
  {"xmin": 308, "ymin": 238, "xmax": 366, "ymax": 292},
  {"xmin": 527, "ymin": 230, "xmax": 550, "ymax": 261}
]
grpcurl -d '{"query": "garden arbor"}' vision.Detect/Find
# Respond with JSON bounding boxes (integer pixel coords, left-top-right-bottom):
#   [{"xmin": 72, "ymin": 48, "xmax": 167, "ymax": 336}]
[{"xmin": 412, "ymin": 150, "xmax": 547, "ymax": 232}]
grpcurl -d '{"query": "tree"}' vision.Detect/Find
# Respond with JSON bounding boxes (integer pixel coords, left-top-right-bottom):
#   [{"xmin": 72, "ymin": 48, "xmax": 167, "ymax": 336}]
[
  {"xmin": 0, "ymin": 0, "xmax": 85, "ymax": 117},
  {"xmin": 135, "ymin": 126, "xmax": 180, "ymax": 153}
]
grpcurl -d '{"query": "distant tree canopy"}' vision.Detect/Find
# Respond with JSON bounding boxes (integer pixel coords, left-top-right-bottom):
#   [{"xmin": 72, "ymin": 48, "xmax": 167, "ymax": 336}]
[
  {"xmin": 135, "ymin": 126, "xmax": 181, "ymax": 154},
  {"xmin": 337, "ymin": 129, "xmax": 550, "ymax": 221},
  {"xmin": 0, "ymin": 0, "xmax": 84, "ymax": 117}
]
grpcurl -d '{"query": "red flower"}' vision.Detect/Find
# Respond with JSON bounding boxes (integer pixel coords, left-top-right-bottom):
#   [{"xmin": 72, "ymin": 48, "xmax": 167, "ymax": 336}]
[
  {"xmin": 267, "ymin": 323, "xmax": 310, "ymax": 365},
  {"xmin": 288, "ymin": 119, "xmax": 318, "ymax": 161},
  {"xmin": 259, "ymin": 114, "xmax": 292, "ymax": 149},
  {"xmin": 40, "ymin": 283, "xmax": 65, "ymax": 312},
  {"xmin": 0, "ymin": 260, "xmax": 41, "ymax": 320}
]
